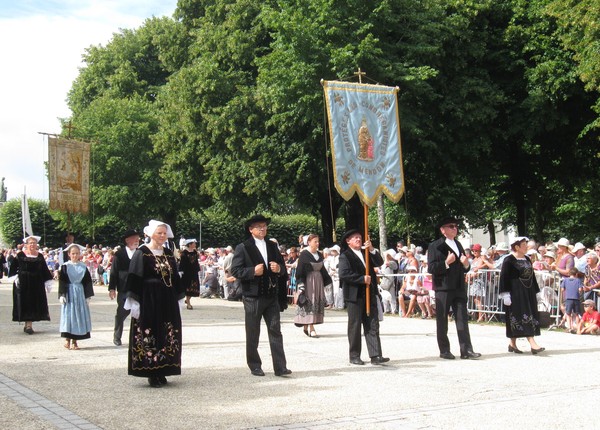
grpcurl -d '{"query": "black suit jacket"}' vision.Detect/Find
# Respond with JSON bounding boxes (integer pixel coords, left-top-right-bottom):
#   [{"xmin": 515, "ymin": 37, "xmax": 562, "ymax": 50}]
[
  {"xmin": 427, "ymin": 237, "xmax": 470, "ymax": 293},
  {"xmin": 231, "ymin": 237, "xmax": 288, "ymax": 309},
  {"xmin": 339, "ymin": 248, "xmax": 383, "ymax": 303},
  {"xmin": 108, "ymin": 247, "xmax": 133, "ymax": 292}
]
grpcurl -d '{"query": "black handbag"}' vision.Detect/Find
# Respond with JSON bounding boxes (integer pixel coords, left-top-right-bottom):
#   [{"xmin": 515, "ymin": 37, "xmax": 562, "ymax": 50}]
[{"xmin": 297, "ymin": 291, "xmax": 307, "ymax": 308}]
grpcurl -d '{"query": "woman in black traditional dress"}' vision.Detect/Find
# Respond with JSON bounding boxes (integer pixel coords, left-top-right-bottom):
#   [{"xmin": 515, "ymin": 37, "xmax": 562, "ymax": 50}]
[
  {"xmin": 124, "ymin": 220, "xmax": 185, "ymax": 387},
  {"xmin": 499, "ymin": 237, "xmax": 545, "ymax": 355},
  {"xmin": 180, "ymin": 238, "xmax": 200, "ymax": 309},
  {"xmin": 293, "ymin": 234, "xmax": 332, "ymax": 338},
  {"xmin": 9, "ymin": 236, "xmax": 53, "ymax": 334}
]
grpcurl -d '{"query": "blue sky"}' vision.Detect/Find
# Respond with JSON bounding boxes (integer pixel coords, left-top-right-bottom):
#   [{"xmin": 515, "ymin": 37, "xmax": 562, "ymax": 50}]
[
  {"xmin": 0, "ymin": 0, "xmax": 177, "ymax": 200},
  {"xmin": 0, "ymin": 0, "xmax": 175, "ymax": 19}
]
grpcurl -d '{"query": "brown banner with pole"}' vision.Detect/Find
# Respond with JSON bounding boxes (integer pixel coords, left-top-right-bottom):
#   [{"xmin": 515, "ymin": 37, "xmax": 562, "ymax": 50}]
[
  {"xmin": 363, "ymin": 204, "xmax": 370, "ymax": 316},
  {"xmin": 48, "ymin": 137, "xmax": 91, "ymax": 214}
]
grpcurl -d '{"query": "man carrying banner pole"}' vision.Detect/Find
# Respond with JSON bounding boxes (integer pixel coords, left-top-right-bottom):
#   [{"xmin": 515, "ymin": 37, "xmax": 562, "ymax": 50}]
[
  {"xmin": 339, "ymin": 228, "xmax": 388, "ymax": 365},
  {"xmin": 323, "ymin": 76, "xmax": 405, "ymax": 365}
]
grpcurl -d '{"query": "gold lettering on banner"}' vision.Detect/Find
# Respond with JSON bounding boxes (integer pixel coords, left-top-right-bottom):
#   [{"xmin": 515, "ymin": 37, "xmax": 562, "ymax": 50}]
[{"xmin": 48, "ymin": 137, "xmax": 91, "ymax": 214}]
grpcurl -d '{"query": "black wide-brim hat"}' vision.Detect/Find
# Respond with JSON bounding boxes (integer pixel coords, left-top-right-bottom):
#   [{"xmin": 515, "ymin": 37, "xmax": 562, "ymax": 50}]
[
  {"xmin": 122, "ymin": 229, "xmax": 140, "ymax": 240},
  {"xmin": 340, "ymin": 228, "xmax": 362, "ymax": 250},
  {"xmin": 244, "ymin": 214, "xmax": 271, "ymax": 231},
  {"xmin": 436, "ymin": 216, "xmax": 461, "ymax": 229}
]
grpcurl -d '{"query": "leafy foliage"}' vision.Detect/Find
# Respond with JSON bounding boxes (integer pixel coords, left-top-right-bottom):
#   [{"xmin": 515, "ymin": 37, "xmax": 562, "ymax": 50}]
[
  {"xmin": 0, "ymin": 199, "xmax": 62, "ymax": 248},
  {"xmin": 29, "ymin": 0, "xmax": 596, "ymax": 249}
]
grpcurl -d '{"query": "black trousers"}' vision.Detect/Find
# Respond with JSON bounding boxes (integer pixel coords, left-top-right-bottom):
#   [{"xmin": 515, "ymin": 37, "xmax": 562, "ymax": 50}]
[
  {"xmin": 114, "ymin": 292, "xmax": 131, "ymax": 341},
  {"xmin": 346, "ymin": 296, "xmax": 382, "ymax": 360},
  {"xmin": 243, "ymin": 295, "xmax": 287, "ymax": 373},
  {"xmin": 434, "ymin": 290, "xmax": 473, "ymax": 354}
]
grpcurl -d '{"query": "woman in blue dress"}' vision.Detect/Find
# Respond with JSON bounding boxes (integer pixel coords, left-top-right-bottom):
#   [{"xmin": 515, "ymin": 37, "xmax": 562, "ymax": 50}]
[{"xmin": 58, "ymin": 244, "xmax": 94, "ymax": 350}]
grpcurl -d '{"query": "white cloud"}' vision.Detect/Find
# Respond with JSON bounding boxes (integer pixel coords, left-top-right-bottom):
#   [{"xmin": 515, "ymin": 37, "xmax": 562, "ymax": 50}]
[{"xmin": 0, "ymin": 1, "xmax": 177, "ymax": 200}]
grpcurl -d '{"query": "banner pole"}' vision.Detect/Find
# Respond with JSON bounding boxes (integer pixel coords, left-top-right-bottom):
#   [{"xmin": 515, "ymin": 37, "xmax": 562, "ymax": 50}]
[{"xmin": 363, "ymin": 203, "xmax": 370, "ymax": 316}]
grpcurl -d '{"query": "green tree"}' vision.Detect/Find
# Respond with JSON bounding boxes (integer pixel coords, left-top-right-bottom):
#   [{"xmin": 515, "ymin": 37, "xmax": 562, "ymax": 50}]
[
  {"xmin": 549, "ymin": 0, "xmax": 600, "ymax": 129},
  {"xmin": 491, "ymin": 0, "xmax": 599, "ymax": 241},
  {"xmin": 66, "ymin": 17, "xmax": 189, "ymax": 238},
  {"xmin": 257, "ymin": 0, "xmax": 513, "ymax": 241},
  {"xmin": 154, "ymin": 0, "xmax": 278, "ymax": 216},
  {"xmin": 0, "ymin": 199, "xmax": 62, "ymax": 247},
  {"xmin": 61, "ymin": 0, "xmax": 600, "ymax": 246}
]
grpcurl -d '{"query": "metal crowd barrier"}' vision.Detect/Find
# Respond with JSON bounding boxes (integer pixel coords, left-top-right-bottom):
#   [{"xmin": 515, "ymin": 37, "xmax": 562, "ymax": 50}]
[
  {"xmin": 378, "ymin": 269, "xmax": 563, "ymax": 325},
  {"xmin": 85, "ymin": 260, "xmax": 101, "ymax": 284},
  {"xmin": 465, "ymin": 269, "xmax": 562, "ymax": 325}
]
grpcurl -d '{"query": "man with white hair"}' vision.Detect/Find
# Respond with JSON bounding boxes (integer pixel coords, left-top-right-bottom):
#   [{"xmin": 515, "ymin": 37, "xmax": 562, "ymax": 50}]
[
  {"xmin": 583, "ymin": 252, "xmax": 600, "ymax": 303},
  {"xmin": 493, "ymin": 242, "xmax": 510, "ymax": 269},
  {"xmin": 222, "ymin": 246, "xmax": 238, "ymax": 300},
  {"xmin": 379, "ymin": 249, "xmax": 398, "ymax": 314},
  {"xmin": 108, "ymin": 229, "xmax": 141, "ymax": 346},
  {"xmin": 326, "ymin": 245, "xmax": 343, "ymax": 309},
  {"xmin": 573, "ymin": 242, "xmax": 588, "ymax": 273}
]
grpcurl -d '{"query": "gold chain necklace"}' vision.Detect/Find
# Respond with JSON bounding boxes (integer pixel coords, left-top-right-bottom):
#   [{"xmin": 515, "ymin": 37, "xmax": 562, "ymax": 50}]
[
  {"xmin": 516, "ymin": 258, "xmax": 534, "ymax": 289},
  {"xmin": 154, "ymin": 253, "xmax": 173, "ymax": 288}
]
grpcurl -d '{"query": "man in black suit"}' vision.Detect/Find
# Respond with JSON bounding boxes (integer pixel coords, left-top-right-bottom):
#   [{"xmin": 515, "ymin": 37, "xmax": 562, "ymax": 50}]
[
  {"xmin": 427, "ymin": 216, "xmax": 481, "ymax": 360},
  {"xmin": 231, "ymin": 215, "xmax": 291, "ymax": 377},
  {"xmin": 108, "ymin": 229, "xmax": 140, "ymax": 346},
  {"xmin": 339, "ymin": 229, "xmax": 389, "ymax": 365}
]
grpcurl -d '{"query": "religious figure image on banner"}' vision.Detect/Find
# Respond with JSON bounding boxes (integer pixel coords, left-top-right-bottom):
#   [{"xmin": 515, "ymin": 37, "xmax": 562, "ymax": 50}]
[
  {"xmin": 358, "ymin": 116, "xmax": 374, "ymax": 162},
  {"xmin": 57, "ymin": 148, "xmax": 83, "ymax": 192},
  {"xmin": 48, "ymin": 137, "xmax": 91, "ymax": 214},
  {"xmin": 323, "ymin": 81, "xmax": 405, "ymax": 207}
]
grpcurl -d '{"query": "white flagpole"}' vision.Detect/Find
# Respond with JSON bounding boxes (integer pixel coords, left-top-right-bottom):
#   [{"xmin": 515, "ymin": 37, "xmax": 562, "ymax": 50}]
[{"xmin": 22, "ymin": 187, "xmax": 34, "ymax": 238}]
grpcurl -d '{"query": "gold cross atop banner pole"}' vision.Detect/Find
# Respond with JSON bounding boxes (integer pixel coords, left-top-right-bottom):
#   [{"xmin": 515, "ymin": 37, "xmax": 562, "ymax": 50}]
[
  {"xmin": 65, "ymin": 120, "xmax": 76, "ymax": 139},
  {"xmin": 354, "ymin": 68, "xmax": 366, "ymax": 84}
]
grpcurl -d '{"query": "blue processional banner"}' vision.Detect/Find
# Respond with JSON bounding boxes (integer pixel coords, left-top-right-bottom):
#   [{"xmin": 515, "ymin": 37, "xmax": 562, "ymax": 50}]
[{"xmin": 323, "ymin": 80, "xmax": 404, "ymax": 207}]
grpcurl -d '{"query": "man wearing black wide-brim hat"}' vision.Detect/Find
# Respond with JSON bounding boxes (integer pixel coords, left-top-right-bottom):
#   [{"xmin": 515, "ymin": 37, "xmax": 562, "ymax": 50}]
[
  {"xmin": 108, "ymin": 229, "xmax": 140, "ymax": 346},
  {"xmin": 231, "ymin": 215, "xmax": 291, "ymax": 377},
  {"xmin": 338, "ymin": 229, "xmax": 389, "ymax": 365},
  {"xmin": 427, "ymin": 216, "xmax": 481, "ymax": 360}
]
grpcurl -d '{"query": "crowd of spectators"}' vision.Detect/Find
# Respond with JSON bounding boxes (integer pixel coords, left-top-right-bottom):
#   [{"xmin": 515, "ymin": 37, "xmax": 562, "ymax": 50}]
[{"xmin": 2, "ymin": 235, "xmax": 600, "ymax": 336}]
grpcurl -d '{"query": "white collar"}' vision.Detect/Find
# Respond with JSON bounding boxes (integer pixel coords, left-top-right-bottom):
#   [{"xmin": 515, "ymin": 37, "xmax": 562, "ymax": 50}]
[
  {"xmin": 351, "ymin": 248, "xmax": 366, "ymax": 266},
  {"xmin": 445, "ymin": 238, "xmax": 460, "ymax": 255}
]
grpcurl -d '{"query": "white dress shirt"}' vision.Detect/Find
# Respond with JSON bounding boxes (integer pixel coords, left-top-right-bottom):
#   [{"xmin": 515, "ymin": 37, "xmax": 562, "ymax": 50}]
[{"xmin": 254, "ymin": 238, "xmax": 268, "ymax": 265}]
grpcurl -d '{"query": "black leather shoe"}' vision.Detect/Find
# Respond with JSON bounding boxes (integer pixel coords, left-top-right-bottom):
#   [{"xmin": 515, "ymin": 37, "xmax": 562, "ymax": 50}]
[
  {"xmin": 251, "ymin": 368, "xmax": 265, "ymax": 376},
  {"xmin": 370, "ymin": 356, "xmax": 390, "ymax": 365},
  {"xmin": 349, "ymin": 357, "xmax": 365, "ymax": 365},
  {"xmin": 148, "ymin": 377, "xmax": 162, "ymax": 388},
  {"xmin": 508, "ymin": 345, "xmax": 522, "ymax": 354},
  {"xmin": 439, "ymin": 352, "xmax": 455, "ymax": 360},
  {"xmin": 113, "ymin": 337, "xmax": 122, "ymax": 346},
  {"xmin": 531, "ymin": 347, "xmax": 545, "ymax": 355},
  {"xmin": 460, "ymin": 351, "xmax": 482, "ymax": 359},
  {"xmin": 274, "ymin": 369, "xmax": 292, "ymax": 376},
  {"xmin": 158, "ymin": 376, "xmax": 167, "ymax": 385}
]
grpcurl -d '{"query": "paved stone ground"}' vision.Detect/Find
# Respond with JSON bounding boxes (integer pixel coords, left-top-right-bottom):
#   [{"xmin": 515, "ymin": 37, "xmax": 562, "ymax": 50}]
[{"xmin": 1, "ymin": 277, "xmax": 599, "ymax": 429}]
